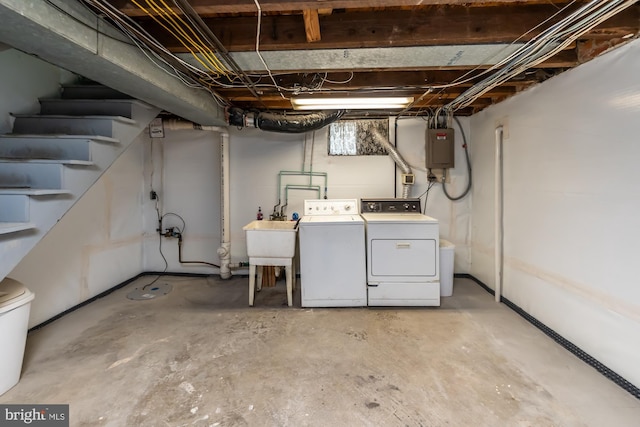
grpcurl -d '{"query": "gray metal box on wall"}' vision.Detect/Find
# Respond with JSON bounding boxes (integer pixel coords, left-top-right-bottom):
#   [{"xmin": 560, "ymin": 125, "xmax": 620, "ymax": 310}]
[{"xmin": 426, "ymin": 128, "xmax": 455, "ymax": 169}]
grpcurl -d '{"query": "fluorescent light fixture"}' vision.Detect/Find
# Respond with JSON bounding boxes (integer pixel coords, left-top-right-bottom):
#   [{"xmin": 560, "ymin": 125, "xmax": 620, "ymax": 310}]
[{"xmin": 291, "ymin": 96, "xmax": 414, "ymax": 110}]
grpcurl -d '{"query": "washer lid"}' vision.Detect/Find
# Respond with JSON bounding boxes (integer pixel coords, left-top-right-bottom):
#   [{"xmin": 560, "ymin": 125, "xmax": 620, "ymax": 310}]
[
  {"xmin": 0, "ymin": 278, "xmax": 26, "ymax": 305},
  {"xmin": 299, "ymin": 214, "xmax": 363, "ymax": 225}
]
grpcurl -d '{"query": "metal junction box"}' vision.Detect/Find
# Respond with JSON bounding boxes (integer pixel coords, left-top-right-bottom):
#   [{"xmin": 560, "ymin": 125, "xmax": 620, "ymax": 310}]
[{"xmin": 426, "ymin": 128, "xmax": 455, "ymax": 169}]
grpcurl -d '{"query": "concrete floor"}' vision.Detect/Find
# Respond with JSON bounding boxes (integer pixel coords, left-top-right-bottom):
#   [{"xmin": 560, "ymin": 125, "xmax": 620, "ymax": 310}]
[{"xmin": 2, "ymin": 276, "xmax": 639, "ymax": 426}]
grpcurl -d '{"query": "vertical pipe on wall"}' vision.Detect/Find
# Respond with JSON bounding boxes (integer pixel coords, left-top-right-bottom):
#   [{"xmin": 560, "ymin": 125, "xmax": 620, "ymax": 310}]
[
  {"xmin": 216, "ymin": 130, "xmax": 232, "ymax": 279},
  {"xmin": 193, "ymin": 126, "xmax": 232, "ymax": 279},
  {"xmin": 494, "ymin": 126, "xmax": 504, "ymax": 302},
  {"xmin": 166, "ymin": 120, "xmax": 231, "ymax": 279}
]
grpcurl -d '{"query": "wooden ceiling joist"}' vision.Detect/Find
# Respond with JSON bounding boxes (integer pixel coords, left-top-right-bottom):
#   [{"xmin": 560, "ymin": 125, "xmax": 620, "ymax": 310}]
[
  {"xmin": 110, "ymin": 0, "xmax": 592, "ymax": 16},
  {"xmin": 101, "ymin": 0, "xmax": 639, "ymax": 114},
  {"xmin": 302, "ymin": 9, "xmax": 322, "ymax": 42},
  {"xmin": 135, "ymin": 5, "xmax": 638, "ymax": 52}
]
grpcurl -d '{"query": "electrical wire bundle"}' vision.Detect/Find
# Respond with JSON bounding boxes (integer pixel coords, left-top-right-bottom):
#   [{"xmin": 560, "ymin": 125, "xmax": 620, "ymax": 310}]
[
  {"xmin": 82, "ymin": 0, "xmax": 238, "ymax": 107},
  {"xmin": 444, "ymin": 0, "xmax": 638, "ymax": 112},
  {"xmin": 441, "ymin": 116, "xmax": 472, "ymax": 201},
  {"xmin": 128, "ymin": 0, "xmax": 230, "ymax": 77},
  {"xmin": 79, "ymin": 0, "xmax": 635, "ymax": 113}
]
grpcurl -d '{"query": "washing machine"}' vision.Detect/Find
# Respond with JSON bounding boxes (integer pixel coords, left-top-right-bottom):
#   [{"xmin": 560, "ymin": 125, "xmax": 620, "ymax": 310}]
[
  {"xmin": 361, "ymin": 198, "xmax": 440, "ymax": 306},
  {"xmin": 298, "ymin": 199, "xmax": 366, "ymax": 307}
]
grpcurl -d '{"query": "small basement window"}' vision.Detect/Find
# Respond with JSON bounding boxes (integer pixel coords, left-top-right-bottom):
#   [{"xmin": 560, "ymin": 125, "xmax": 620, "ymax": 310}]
[{"xmin": 328, "ymin": 119, "xmax": 389, "ymax": 155}]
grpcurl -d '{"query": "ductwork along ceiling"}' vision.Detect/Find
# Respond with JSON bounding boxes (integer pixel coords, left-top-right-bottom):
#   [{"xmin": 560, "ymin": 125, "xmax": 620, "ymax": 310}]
[{"xmin": 3, "ymin": 1, "xmax": 640, "ymax": 119}]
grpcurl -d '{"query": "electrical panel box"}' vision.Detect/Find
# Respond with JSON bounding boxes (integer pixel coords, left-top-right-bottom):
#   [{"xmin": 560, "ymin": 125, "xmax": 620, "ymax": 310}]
[{"xmin": 426, "ymin": 128, "xmax": 455, "ymax": 169}]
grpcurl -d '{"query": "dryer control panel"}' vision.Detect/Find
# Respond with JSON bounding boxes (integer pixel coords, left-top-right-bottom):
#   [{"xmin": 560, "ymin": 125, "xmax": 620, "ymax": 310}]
[
  {"xmin": 361, "ymin": 198, "xmax": 421, "ymax": 214},
  {"xmin": 304, "ymin": 199, "xmax": 359, "ymax": 216}
]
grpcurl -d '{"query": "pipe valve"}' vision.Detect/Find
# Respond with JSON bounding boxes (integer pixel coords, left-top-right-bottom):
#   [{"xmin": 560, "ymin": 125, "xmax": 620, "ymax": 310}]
[{"xmin": 163, "ymin": 227, "xmax": 181, "ymax": 238}]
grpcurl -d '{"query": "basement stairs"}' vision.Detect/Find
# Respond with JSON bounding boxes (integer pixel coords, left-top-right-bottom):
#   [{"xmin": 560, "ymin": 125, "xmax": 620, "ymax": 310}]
[{"xmin": 0, "ymin": 84, "xmax": 161, "ymax": 283}]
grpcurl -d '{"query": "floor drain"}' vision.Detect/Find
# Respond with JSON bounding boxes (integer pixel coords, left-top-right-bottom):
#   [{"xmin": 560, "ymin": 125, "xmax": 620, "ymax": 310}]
[{"xmin": 127, "ymin": 282, "xmax": 172, "ymax": 300}]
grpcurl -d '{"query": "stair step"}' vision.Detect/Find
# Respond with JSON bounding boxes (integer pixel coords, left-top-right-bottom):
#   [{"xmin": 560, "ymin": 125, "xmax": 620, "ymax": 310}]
[
  {"xmin": 0, "ymin": 135, "xmax": 120, "ymax": 164},
  {"xmin": 0, "ymin": 222, "xmax": 36, "ymax": 235},
  {"xmin": 11, "ymin": 115, "xmax": 136, "ymax": 138},
  {"xmin": 0, "ymin": 162, "xmax": 63, "ymax": 189},
  {"xmin": 0, "ymin": 83, "xmax": 162, "ymax": 283},
  {"xmin": 0, "ymin": 159, "xmax": 94, "ymax": 166},
  {"xmin": 0, "ymin": 188, "xmax": 71, "ymax": 196},
  {"xmin": 0, "ymin": 195, "xmax": 29, "ymax": 222},
  {"xmin": 0, "ymin": 134, "xmax": 119, "ymax": 144},
  {"xmin": 0, "ymin": 136, "xmax": 93, "ymax": 161},
  {"xmin": 61, "ymin": 84, "xmax": 133, "ymax": 100},
  {"xmin": 39, "ymin": 99, "xmax": 152, "ymax": 118}
]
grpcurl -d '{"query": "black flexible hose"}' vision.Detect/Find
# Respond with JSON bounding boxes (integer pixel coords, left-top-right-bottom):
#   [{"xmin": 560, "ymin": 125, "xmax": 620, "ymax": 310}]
[
  {"xmin": 442, "ymin": 116, "xmax": 472, "ymax": 201},
  {"xmin": 177, "ymin": 234, "xmax": 221, "ymax": 268}
]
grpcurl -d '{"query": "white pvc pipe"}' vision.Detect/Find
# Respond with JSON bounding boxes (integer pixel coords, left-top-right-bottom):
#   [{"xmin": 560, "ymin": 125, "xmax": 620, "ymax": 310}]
[
  {"xmin": 217, "ymin": 131, "xmax": 232, "ymax": 279},
  {"xmin": 166, "ymin": 119, "xmax": 232, "ymax": 279},
  {"xmin": 494, "ymin": 126, "xmax": 504, "ymax": 302}
]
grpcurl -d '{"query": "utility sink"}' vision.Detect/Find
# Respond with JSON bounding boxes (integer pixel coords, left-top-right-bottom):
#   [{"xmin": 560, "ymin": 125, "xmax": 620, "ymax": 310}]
[{"xmin": 243, "ymin": 220, "xmax": 297, "ymax": 258}]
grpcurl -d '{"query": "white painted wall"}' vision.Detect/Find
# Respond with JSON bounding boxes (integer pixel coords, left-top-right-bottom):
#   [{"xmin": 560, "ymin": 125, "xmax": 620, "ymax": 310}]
[
  {"xmin": 142, "ymin": 130, "xmax": 222, "ymax": 274},
  {"xmin": 143, "ymin": 118, "xmax": 473, "ymax": 273},
  {"xmin": 228, "ymin": 125, "xmax": 396, "ymax": 261},
  {"xmin": 470, "ymin": 39, "xmax": 640, "ymax": 387},
  {"xmin": 10, "ymin": 138, "xmax": 147, "ymax": 327}
]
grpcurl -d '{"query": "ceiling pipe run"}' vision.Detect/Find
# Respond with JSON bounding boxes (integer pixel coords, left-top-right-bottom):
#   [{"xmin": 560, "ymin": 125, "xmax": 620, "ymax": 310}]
[{"xmin": 227, "ymin": 107, "xmax": 344, "ymax": 133}]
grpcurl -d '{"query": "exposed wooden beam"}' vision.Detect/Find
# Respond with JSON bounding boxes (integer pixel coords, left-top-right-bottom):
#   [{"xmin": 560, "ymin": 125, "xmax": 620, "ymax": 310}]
[
  {"xmin": 137, "ymin": 5, "xmax": 638, "ymax": 52},
  {"xmin": 109, "ymin": 0, "xmax": 588, "ymax": 16},
  {"xmin": 259, "ymin": 70, "xmax": 542, "ymax": 89},
  {"xmin": 220, "ymin": 86, "xmax": 517, "ymax": 102},
  {"xmin": 576, "ymin": 37, "xmax": 632, "ymax": 64},
  {"xmin": 302, "ymin": 9, "xmax": 321, "ymax": 42},
  {"xmin": 101, "ymin": 0, "xmax": 637, "ymax": 115}
]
